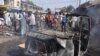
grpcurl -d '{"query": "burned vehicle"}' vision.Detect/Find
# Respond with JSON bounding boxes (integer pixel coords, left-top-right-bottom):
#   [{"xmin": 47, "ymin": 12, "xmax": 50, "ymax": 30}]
[
  {"xmin": 66, "ymin": 14, "xmax": 91, "ymax": 56},
  {"xmin": 74, "ymin": 1, "xmax": 100, "ymax": 56},
  {"xmin": 24, "ymin": 1, "xmax": 100, "ymax": 56},
  {"xmin": 24, "ymin": 13, "xmax": 91, "ymax": 56}
]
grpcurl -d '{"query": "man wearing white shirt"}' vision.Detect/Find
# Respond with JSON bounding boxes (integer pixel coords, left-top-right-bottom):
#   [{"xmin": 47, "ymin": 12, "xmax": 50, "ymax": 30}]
[
  {"xmin": 4, "ymin": 11, "xmax": 11, "ymax": 26},
  {"xmin": 29, "ymin": 12, "xmax": 36, "ymax": 31}
]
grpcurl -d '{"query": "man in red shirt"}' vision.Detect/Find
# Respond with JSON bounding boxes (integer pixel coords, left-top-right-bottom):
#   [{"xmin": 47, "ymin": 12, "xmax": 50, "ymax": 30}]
[{"xmin": 47, "ymin": 8, "xmax": 53, "ymax": 28}]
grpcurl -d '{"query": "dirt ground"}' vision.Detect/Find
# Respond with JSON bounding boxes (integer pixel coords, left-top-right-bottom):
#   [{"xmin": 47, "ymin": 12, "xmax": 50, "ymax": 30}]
[{"xmin": 0, "ymin": 36, "xmax": 25, "ymax": 56}]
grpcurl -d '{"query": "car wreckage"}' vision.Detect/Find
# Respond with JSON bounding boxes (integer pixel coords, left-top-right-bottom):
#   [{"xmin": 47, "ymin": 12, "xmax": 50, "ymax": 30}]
[{"xmin": 24, "ymin": 1, "xmax": 100, "ymax": 56}]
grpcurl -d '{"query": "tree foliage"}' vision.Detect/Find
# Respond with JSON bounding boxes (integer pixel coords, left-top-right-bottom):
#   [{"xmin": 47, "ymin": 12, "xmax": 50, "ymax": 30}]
[{"xmin": 60, "ymin": 5, "xmax": 75, "ymax": 13}]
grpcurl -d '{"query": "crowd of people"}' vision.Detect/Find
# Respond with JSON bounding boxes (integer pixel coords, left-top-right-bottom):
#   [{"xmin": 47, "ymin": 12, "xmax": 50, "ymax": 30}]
[
  {"xmin": 2, "ymin": 9, "xmax": 86, "ymax": 56},
  {"xmin": 0, "ymin": 8, "xmax": 81, "ymax": 37},
  {"xmin": 3, "ymin": 10, "xmax": 44, "ymax": 37}
]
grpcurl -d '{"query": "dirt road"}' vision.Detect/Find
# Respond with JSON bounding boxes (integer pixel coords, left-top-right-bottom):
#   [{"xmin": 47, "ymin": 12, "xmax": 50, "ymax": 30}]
[{"xmin": 0, "ymin": 36, "xmax": 25, "ymax": 56}]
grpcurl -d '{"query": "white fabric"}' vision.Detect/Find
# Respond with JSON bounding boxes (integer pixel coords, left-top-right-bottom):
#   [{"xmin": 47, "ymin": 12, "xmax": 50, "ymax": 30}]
[
  {"xmin": 56, "ymin": 15, "xmax": 59, "ymax": 19},
  {"xmin": 71, "ymin": 17, "xmax": 78, "ymax": 22},
  {"xmin": 15, "ymin": 13, "xmax": 20, "ymax": 20},
  {"xmin": 0, "ymin": 18, "xmax": 5, "ymax": 25},
  {"xmin": 57, "ymin": 38, "xmax": 67, "ymax": 48},
  {"xmin": 40, "ymin": 15, "xmax": 44, "ymax": 20},
  {"xmin": 71, "ymin": 17, "xmax": 78, "ymax": 28},
  {"xmin": 60, "ymin": 15, "xmax": 63, "ymax": 22},
  {"xmin": 29, "ymin": 14, "xmax": 36, "ymax": 25},
  {"xmin": 4, "ymin": 12, "xmax": 11, "ymax": 26},
  {"xmin": 10, "ymin": 12, "xmax": 14, "ymax": 18},
  {"xmin": 72, "ymin": 22, "xmax": 76, "ymax": 28},
  {"xmin": 20, "ymin": 13, "xmax": 27, "ymax": 36}
]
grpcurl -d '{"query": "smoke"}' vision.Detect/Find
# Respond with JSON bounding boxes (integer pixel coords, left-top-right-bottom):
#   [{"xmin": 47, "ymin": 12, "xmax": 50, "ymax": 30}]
[
  {"xmin": 89, "ymin": 0, "xmax": 100, "ymax": 5},
  {"xmin": 87, "ymin": 4, "xmax": 100, "ymax": 27}
]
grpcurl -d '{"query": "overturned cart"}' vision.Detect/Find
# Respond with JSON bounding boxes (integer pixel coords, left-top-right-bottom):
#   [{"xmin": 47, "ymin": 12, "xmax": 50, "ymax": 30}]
[{"xmin": 24, "ymin": 14, "xmax": 91, "ymax": 56}]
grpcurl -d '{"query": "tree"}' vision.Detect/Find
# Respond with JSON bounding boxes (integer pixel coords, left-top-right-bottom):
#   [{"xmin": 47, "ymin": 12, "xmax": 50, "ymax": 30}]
[{"xmin": 60, "ymin": 5, "xmax": 75, "ymax": 13}]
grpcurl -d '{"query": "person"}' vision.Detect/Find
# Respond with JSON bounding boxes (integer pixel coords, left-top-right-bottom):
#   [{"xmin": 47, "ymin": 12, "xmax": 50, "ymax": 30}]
[
  {"xmin": 14, "ymin": 12, "xmax": 20, "ymax": 32},
  {"xmin": 35, "ymin": 11, "xmax": 41, "ymax": 30},
  {"xmin": 9, "ymin": 11, "xmax": 14, "ymax": 31},
  {"xmin": 61, "ymin": 13, "xmax": 67, "ymax": 32},
  {"xmin": 69, "ymin": 16, "xmax": 82, "ymax": 56},
  {"xmin": 45, "ymin": 14, "xmax": 49, "ymax": 28},
  {"xmin": 40, "ymin": 14, "xmax": 45, "ymax": 29},
  {"xmin": 23, "ymin": 12, "xmax": 29, "ymax": 32},
  {"xmin": 72, "ymin": 17, "xmax": 78, "ymax": 28},
  {"xmin": 60, "ymin": 13, "xmax": 63, "ymax": 23},
  {"xmin": 47, "ymin": 10, "xmax": 53, "ymax": 29},
  {"xmin": 19, "ymin": 11, "xmax": 27, "ymax": 37},
  {"xmin": 29, "ymin": 12, "xmax": 36, "ymax": 31},
  {"xmin": 53, "ymin": 13, "xmax": 60, "ymax": 30},
  {"xmin": 4, "ymin": 11, "xmax": 11, "ymax": 27}
]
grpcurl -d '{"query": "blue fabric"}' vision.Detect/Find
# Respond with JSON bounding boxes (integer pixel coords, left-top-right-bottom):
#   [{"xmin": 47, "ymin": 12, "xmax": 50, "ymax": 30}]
[{"xmin": 62, "ymin": 16, "xmax": 67, "ymax": 23}]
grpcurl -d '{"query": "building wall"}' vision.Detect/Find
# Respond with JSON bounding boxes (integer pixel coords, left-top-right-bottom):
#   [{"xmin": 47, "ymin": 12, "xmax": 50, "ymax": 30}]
[
  {"xmin": 4, "ymin": 0, "xmax": 21, "ymax": 9},
  {"xmin": 13, "ymin": 0, "xmax": 21, "ymax": 9},
  {"xmin": 0, "ymin": 0, "xmax": 4, "ymax": 5},
  {"xmin": 21, "ymin": 2, "xmax": 34, "ymax": 11},
  {"xmin": 9, "ymin": 0, "xmax": 14, "ymax": 8},
  {"xmin": 21, "ymin": 1, "xmax": 43, "ymax": 12}
]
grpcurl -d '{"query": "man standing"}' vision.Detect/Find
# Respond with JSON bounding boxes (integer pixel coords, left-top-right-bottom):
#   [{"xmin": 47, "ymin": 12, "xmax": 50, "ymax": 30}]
[
  {"xmin": 4, "ymin": 11, "xmax": 11, "ymax": 27},
  {"xmin": 29, "ymin": 12, "xmax": 36, "ymax": 31},
  {"xmin": 61, "ymin": 13, "xmax": 67, "ymax": 32},
  {"xmin": 9, "ymin": 12, "xmax": 14, "ymax": 31},
  {"xmin": 14, "ymin": 12, "xmax": 20, "ymax": 32},
  {"xmin": 47, "ymin": 9, "xmax": 53, "ymax": 29},
  {"xmin": 35, "ymin": 11, "xmax": 41, "ymax": 30},
  {"xmin": 20, "ymin": 12, "xmax": 27, "ymax": 37}
]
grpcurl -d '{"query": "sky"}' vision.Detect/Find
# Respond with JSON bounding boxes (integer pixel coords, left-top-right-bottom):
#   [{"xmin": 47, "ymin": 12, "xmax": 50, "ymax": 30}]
[{"xmin": 32, "ymin": 0, "xmax": 88, "ymax": 10}]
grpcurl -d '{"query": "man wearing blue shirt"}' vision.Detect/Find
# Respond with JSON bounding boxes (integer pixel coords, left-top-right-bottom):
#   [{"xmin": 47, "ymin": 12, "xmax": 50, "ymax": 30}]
[{"xmin": 61, "ymin": 13, "xmax": 68, "ymax": 32}]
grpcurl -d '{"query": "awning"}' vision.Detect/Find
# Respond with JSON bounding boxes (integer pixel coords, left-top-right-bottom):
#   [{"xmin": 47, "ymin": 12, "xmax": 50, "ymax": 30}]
[
  {"xmin": 0, "ymin": 5, "xmax": 8, "ymax": 8},
  {"xmin": 0, "ymin": 5, "xmax": 8, "ymax": 12},
  {"xmin": 7, "ymin": 8, "xmax": 20, "ymax": 12}
]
